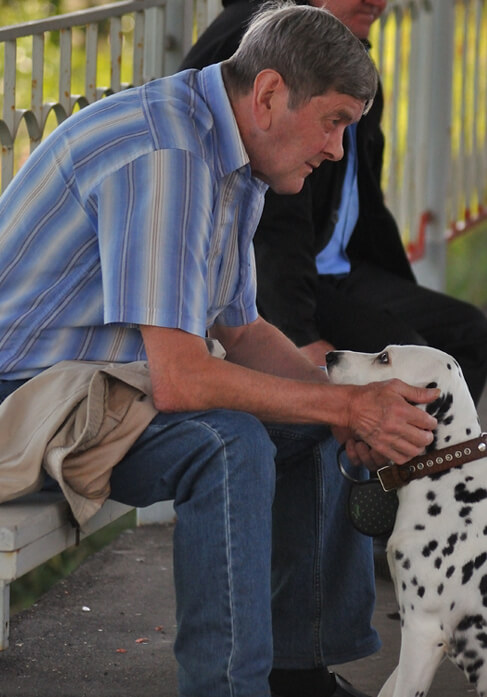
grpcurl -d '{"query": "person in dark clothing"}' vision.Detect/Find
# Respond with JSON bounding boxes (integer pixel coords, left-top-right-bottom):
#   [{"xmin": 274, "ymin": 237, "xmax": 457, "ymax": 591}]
[{"xmin": 181, "ymin": 0, "xmax": 487, "ymax": 406}]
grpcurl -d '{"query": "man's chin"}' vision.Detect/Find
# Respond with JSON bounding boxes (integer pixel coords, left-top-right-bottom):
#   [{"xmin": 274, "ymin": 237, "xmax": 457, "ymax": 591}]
[{"xmin": 269, "ymin": 178, "xmax": 306, "ymax": 195}]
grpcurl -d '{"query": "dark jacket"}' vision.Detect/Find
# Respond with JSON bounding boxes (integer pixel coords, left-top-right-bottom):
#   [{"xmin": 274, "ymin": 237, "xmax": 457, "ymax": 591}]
[{"xmin": 180, "ymin": 0, "xmax": 415, "ymax": 347}]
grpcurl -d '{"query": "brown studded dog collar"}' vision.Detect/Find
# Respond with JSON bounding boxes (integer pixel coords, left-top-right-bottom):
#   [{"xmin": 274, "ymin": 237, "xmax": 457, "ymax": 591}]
[{"xmin": 377, "ymin": 433, "xmax": 487, "ymax": 492}]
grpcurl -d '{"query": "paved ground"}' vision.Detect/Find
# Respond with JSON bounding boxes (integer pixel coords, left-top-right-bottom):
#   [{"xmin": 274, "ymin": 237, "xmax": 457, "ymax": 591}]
[
  {"xmin": 0, "ymin": 529, "xmax": 478, "ymax": 697},
  {"xmin": 1, "ymin": 391, "xmax": 486, "ymax": 697}
]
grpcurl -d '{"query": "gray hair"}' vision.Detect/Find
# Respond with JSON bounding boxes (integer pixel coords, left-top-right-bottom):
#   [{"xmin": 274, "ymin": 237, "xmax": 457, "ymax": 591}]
[{"xmin": 222, "ymin": 0, "xmax": 377, "ymax": 110}]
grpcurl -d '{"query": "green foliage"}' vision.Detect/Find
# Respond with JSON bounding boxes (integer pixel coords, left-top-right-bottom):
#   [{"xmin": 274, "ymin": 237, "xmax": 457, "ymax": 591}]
[{"xmin": 446, "ymin": 222, "xmax": 487, "ymax": 307}]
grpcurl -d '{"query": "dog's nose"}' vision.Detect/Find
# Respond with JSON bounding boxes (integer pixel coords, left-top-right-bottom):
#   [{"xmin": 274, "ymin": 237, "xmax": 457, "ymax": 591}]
[{"xmin": 325, "ymin": 351, "xmax": 340, "ymax": 368}]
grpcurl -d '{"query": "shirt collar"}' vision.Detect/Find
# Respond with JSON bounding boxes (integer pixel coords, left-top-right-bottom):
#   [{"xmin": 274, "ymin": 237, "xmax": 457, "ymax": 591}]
[{"xmin": 200, "ymin": 64, "xmax": 251, "ymax": 177}]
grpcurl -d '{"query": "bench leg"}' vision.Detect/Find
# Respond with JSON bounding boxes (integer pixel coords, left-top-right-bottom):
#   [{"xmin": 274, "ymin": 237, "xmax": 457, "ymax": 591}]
[{"xmin": 0, "ymin": 581, "xmax": 10, "ymax": 650}]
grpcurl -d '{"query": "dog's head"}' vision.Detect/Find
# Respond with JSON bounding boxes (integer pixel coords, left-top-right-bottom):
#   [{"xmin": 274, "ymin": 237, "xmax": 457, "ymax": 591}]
[{"xmin": 326, "ymin": 344, "xmax": 479, "ymax": 446}]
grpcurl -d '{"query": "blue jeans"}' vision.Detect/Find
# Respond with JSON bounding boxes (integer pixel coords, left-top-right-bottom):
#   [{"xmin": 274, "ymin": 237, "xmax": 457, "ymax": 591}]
[{"xmin": 107, "ymin": 408, "xmax": 380, "ymax": 697}]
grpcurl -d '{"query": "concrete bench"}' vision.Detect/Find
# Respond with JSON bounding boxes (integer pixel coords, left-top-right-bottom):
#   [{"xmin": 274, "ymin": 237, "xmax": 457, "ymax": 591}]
[{"xmin": 0, "ymin": 491, "xmax": 133, "ymax": 651}]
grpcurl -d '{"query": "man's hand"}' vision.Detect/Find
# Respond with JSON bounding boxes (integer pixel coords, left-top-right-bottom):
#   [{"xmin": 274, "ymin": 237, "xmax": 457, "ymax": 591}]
[{"xmin": 340, "ymin": 379, "xmax": 439, "ymax": 466}]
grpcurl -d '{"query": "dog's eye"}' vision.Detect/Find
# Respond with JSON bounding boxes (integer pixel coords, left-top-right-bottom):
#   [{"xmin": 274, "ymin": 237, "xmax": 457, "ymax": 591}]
[{"xmin": 376, "ymin": 351, "xmax": 390, "ymax": 365}]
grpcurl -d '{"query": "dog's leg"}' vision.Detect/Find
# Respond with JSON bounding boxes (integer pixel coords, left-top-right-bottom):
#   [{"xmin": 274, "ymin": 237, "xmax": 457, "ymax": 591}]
[{"xmin": 378, "ymin": 624, "xmax": 446, "ymax": 697}]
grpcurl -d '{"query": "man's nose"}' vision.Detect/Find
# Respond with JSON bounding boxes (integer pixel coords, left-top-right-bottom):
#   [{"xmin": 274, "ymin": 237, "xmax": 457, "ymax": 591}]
[{"xmin": 323, "ymin": 131, "xmax": 344, "ymax": 162}]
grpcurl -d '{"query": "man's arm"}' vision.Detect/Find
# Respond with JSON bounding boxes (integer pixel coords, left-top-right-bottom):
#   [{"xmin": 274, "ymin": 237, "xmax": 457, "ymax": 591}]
[{"xmin": 141, "ymin": 317, "xmax": 439, "ymax": 465}]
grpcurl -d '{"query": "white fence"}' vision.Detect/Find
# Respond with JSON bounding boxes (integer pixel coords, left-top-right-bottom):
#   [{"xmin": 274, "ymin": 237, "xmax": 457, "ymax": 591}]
[
  {"xmin": 370, "ymin": 0, "xmax": 487, "ymax": 288},
  {"xmin": 0, "ymin": 0, "xmax": 486, "ymax": 290}
]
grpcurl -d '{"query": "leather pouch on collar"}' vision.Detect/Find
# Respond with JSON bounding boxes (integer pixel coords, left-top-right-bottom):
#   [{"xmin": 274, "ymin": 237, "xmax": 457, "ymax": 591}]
[{"xmin": 337, "ymin": 445, "xmax": 398, "ymax": 537}]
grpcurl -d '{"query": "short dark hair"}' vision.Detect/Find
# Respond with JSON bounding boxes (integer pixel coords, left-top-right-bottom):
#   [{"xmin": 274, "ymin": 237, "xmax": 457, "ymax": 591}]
[{"xmin": 222, "ymin": 0, "xmax": 377, "ymax": 110}]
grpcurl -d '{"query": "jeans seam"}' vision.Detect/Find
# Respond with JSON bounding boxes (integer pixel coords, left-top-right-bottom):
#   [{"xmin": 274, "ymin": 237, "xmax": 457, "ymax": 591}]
[
  {"xmin": 312, "ymin": 444, "xmax": 325, "ymax": 668},
  {"xmin": 200, "ymin": 419, "xmax": 237, "ymax": 697}
]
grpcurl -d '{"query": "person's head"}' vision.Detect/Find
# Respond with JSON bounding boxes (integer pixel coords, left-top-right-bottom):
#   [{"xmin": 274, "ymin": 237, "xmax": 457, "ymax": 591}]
[
  {"xmin": 222, "ymin": 1, "xmax": 377, "ymax": 109},
  {"xmin": 221, "ymin": 2, "xmax": 378, "ymax": 194},
  {"xmin": 320, "ymin": 0, "xmax": 387, "ymax": 40}
]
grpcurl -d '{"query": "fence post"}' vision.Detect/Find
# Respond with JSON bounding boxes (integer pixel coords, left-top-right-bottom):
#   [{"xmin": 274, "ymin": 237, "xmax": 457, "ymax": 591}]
[{"xmin": 413, "ymin": 0, "xmax": 455, "ymax": 291}]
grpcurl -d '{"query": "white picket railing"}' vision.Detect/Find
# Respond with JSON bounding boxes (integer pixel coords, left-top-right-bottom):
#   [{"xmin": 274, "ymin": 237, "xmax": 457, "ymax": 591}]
[
  {"xmin": 370, "ymin": 0, "xmax": 487, "ymax": 288},
  {"xmin": 0, "ymin": 0, "xmax": 486, "ymax": 290}
]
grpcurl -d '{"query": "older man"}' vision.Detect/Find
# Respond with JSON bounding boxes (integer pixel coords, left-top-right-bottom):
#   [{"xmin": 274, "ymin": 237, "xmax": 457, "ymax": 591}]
[
  {"xmin": 181, "ymin": 0, "xmax": 487, "ymax": 406},
  {"xmin": 0, "ymin": 4, "xmax": 438, "ymax": 697}
]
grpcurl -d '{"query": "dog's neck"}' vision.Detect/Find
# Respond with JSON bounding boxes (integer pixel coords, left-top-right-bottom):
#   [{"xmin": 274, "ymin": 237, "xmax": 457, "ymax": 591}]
[{"xmin": 425, "ymin": 383, "xmax": 482, "ymax": 452}]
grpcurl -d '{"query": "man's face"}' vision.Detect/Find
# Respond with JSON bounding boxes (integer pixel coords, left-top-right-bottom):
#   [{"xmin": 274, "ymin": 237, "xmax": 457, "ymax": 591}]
[
  {"xmin": 311, "ymin": 0, "xmax": 387, "ymax": 40},
  {"xmin": 251, "ymin": 88, "xmax": 365, "ymax": 195}
]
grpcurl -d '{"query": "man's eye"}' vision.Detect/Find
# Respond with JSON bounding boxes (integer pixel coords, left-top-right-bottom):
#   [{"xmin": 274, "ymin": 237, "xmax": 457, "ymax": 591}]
[{"xmin": 376, "ymin": 351, "xmax": 390, "ymax": 365}]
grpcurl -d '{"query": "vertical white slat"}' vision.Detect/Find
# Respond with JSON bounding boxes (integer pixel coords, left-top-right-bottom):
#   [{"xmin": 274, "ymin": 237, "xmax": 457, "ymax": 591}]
[
  {"xmin": 401, "ymin": 4, "xmax": 418, "ymax": 247},
  {"xmin": 206, "ymin": 0, "xmax": 222, "ymax": 24},
  {"xmin": 479, "ymin": 0, "xmax": 487, "ymax": 211},
  {"xmin": 2, "ymin": 40, "xmax": 17, "ymax": 190},
  {"xmin": 414, "ymin": 0, "xmax": 455, "ymax": 290},
  {"xmin": 132, "ymin": 10, "xmax": 145, "ymax": 86},
  {"xmin": 470, "ymin": 0, "xmax": 483, "ymax": 217},
  {"xmin": 85, "ymin": 23, "xmax": 98, "ymax": 103},
  {"xmin": 110, "ymin": 15, "xmax": 122, "ymax": 93},
  {"xmin": 59, "ymin": 26, "xmax": 72, "ymax": 118},
  {"xmin": 388, "ymin": 7, "xmax": 403, "ymax": 220},
  {"xmin": 163, "ymin": 0, "xmax": 189, "ymax": 76},
  {"xmin": 195, "ymin": 0, "xmax": 208, "ymax": 39},
  {"xmin": 456, "ymin": 0, "xmax": 470, "ymax": 224},
  {"xmin": 410, "ymin": 1, "xmax": 434, "ymax": 253},
  {"xmin": 0, "ymin": 581, "xmax": 10, "ymax": 650},
  {"xmin": 144, "ymin": 5, "xmax": 166, "ymax": 81}
]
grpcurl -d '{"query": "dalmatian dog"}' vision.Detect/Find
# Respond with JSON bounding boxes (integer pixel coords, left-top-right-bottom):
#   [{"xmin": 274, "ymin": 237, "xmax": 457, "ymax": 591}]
[{"xmin": 326, "ymin": 344, "xmax": 487, "ymax": 697}]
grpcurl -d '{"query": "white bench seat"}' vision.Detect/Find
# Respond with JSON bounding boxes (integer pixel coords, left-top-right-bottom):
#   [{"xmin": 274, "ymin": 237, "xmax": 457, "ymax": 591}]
[{"xmin": 0, "ymin": 492, "xmax": 132, "ymax": 650}]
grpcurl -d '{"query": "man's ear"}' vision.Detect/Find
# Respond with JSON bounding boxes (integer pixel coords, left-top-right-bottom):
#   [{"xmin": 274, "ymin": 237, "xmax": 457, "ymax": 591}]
[{"xmin": 252, "ymin": 69, "xmax": 287, "ymax": 130}]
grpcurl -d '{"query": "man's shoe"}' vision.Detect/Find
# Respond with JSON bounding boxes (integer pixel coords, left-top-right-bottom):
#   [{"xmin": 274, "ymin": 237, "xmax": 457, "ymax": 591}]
[
  {"xmin": 270, "ymin": 672, "xmax": 371, "ymax": 697},
  {"xmin": 333, "ymin": 673, "xmax": 371, "ymax": 697}
]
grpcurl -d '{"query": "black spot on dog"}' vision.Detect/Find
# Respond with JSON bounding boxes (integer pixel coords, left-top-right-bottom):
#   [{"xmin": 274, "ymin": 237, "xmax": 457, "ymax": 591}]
[
  {"xmin": 455, "ymin": 482, "xmax": 487, "ymax": 504},
  {"xmin": 445, "ymin": 435, "xmax": 451, "ymax": 443},
  {"xmin": 475, "ymin": 553, "xmax": 487, "ymax": 570},
  {"xmin": 447, "ymin": 364, "xmax": 452, "ymax": 370},
  {"xmin": 411, "ymin": 576, "xmax": 418, "ymax": 586},
  {"xmin": 402, "ymin": 581, "xmax": 407, "ymax": 591},
  {"xmin": 443, "ymin": 415, "xmax": 454, "ymax": 426},
  {"xmin": 402, "ymin": 558, "xmax": 411, "ymax": 570},
  {"xmin": 463, "ymin": 561, "xmax": 475, "ymax": 584},
  {"xmin": 427, "ymin": 491, "xmax": 436, "ymax": 500},
  {"xmin": 477, "ymin": 632, "xmax": 487, "ymax": 648},
  {"xmin": 451, "ymin": 602, "xmax": 456, "ymax": 611},
  {"xmin": 466, "ymin": 650, "xmax": 479, "ymax": 659},
  {"xmin": 480, "ymin": 576, "xmax": 487, "ymax": 607},
  {"xmin": 435, "ymin": 557, "xmax": 442, "ymax": 569},
  {"xmin": 438, "ymin": 583, "xmax": 444, "ymax": 595},
  {"xmin": 459, "ymin": 506, "xmax": 472, "ymax": 519},
  {"xmin": 395, "ymin": 550, "xmax": 404, "ymax": 560},
  {"xmin": 418, "ymin": 586, "xmax": 425, "ymax": 598},
  {"xmin": 458, "ymin": 614, "xmax": 486, "ymax": 631},
  {"xmin": 467, "ymin": 658, "xmax": 484, "ymax": 678},
  {"xmin": 422, "ymin": 540, "xmax": 438, "ymax": 557},
  {"xmin": 428, "ymin": 503, "xmax": 442, "ymax": 516},
  {"xmin": 466, "ymin": 428, "xmax": 471, "ymax": 436},
  {"xmin": 426, "ymin": 382, "xmax": 438, "ymax": 388},
  {"xmin": 426, "ymin": 392, "xmax": 453, "ymax": 424},
  {"xmin": 461, "ymin": 533, "xmax": 468, "ymax": 541},
  {"xmin": 446, "ymin": 566, "xmax": 455, "ymax": 578},
  {"xmin": 414, "ymin": 524, "xmax": 425, "ymax": 530},
  {"xmin": 442, "ymin": 533, "xmax": 458, "ymax": 556}
]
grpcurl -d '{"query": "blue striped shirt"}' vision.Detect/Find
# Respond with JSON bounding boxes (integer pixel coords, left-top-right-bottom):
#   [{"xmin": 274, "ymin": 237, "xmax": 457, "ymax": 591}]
[{"xmin": 0, "ymin": 65, "xmax": 267, "ymax": 379}]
